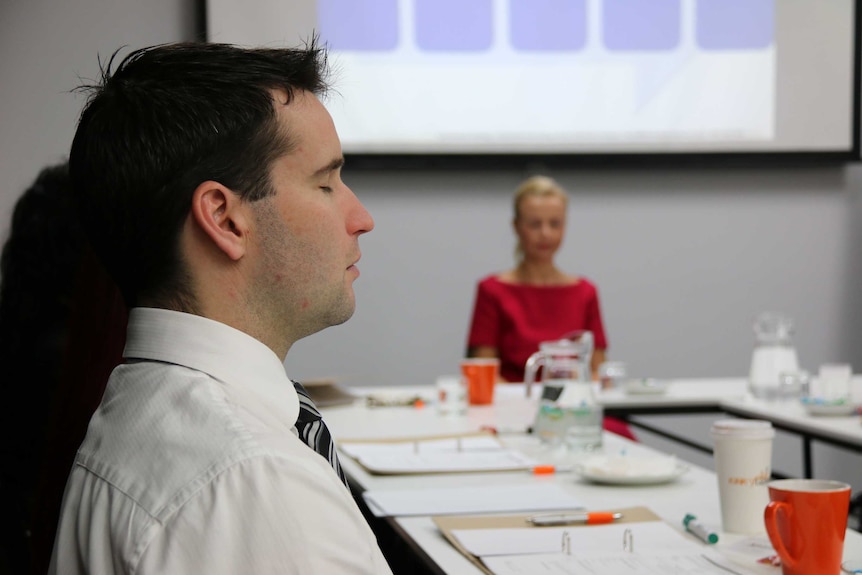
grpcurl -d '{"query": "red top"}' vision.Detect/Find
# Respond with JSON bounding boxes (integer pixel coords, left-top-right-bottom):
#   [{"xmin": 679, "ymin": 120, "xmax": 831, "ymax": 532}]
[{"xmin": 467, "ymin": 275, "xmax": 608, "ymax": 383}]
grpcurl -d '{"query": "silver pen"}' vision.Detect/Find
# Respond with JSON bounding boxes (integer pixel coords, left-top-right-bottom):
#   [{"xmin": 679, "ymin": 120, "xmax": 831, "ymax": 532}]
[{"xmin": 528, "ymin": 512, "xmax": 623, "ymax": 526}]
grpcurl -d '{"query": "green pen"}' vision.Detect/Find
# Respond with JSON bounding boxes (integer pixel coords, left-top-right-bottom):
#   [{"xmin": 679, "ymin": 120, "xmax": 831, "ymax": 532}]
[{"xmin": 683, "ymin": 513, "xmax": 719, "ymax": 544}]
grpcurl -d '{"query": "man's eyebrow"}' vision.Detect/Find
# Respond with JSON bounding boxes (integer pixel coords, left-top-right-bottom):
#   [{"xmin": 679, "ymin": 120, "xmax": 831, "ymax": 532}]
[{"xmin": 312, "ymin": 157, "xmax": 345, "ymax": 178}]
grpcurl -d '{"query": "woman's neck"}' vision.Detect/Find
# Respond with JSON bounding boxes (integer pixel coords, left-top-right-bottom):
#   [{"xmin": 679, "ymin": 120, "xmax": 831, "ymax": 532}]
[{"xmin": 513, "ymin": 261, "xmax": 570, "ymax": 285}]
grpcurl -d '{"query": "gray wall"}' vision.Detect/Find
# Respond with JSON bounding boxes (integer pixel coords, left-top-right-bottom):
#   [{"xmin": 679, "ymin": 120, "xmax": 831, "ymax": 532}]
[
  {"xmin": 0, "ymin": 0, "xmax": 198, "ymax": 220},
  {"xmin": 288, "ymin": 167, "xmax": 862, "ymax": 388},
  {"xmin": 2, "ymin": 1, "xmax": 861, "ymax": 391}
]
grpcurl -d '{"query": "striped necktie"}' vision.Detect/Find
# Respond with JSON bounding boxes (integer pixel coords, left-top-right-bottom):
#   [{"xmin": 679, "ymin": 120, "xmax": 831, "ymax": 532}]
[{"xmin": 292, "ymin": 380, "xmax": 348, "ymax": 487}]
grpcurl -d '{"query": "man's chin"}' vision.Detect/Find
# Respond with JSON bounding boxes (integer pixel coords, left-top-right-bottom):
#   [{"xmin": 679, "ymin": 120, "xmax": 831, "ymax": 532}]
[{"xmin": 327, "ymin": 296, "xmax": 356, "ymax": 328}]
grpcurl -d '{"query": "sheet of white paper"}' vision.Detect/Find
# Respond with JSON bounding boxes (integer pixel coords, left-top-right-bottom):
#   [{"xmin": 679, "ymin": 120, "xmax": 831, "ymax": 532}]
[
  {"xmin": 341, "ymin": 436, "xmax": 537, "ymax": 473},
  {"xmin": 362, "ymin": 484, "xmax": 583, "ymax": 517},
  {"xmin": 341, "ymin": 436, "xmax": 504, "ymax": 458},
  {"xmin": 482, "ymin": 550, "xmax": 759, "ymax": 575},
  {"xmin": 453, "ymin": 521, "xmax": 699, "ymax": 557},
  {"xmin": 356, "ymin": 451, "xmax": 537, "ymax": 474},
  {"xmin": 452, "ymin": 527, "xmax": 561, "ymax": 556}
]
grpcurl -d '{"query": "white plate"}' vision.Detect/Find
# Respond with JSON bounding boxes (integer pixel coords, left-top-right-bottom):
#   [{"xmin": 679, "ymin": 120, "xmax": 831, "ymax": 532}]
[
  {"xmin": 623, "ymin": 379, "xmax": 669, "ymax": 396},
  {"xmin": 801, "ymin": 401, "xmax": 858, "ymax": 416},
  {"xmin": 573, "ymin": 455, "xmax": 689, "ymax": 485}
]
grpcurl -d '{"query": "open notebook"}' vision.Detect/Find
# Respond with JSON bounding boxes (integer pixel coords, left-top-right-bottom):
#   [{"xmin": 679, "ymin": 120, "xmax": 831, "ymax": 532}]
[{"xmin": 433, "ymin": 507, "xmax": 767, "ymax": 575}]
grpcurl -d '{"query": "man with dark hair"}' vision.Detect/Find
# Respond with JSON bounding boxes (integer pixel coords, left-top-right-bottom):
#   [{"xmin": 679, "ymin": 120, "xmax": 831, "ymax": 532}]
[
  {"xmin": 0, "ymin": 162, "xmax": 84, "ymax": 574},
  {"xmin": 50, "ymin": 41, "xmax": 391, "ymax": 574}
]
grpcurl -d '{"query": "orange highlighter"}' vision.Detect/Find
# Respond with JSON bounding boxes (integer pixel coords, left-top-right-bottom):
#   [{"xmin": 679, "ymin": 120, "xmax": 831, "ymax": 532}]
[
  {"xmin": 531, "ymin": 465, "xmax": 573, "ymax": 475},
  {"xmin": 527, "ymin": 512, "xmax": 623, "ymax": 526}
]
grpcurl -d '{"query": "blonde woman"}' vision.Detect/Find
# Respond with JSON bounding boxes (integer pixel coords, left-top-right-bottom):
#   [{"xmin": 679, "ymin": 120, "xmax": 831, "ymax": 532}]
[{"xmin": 466, "ymin": 175, "xmax": 634, "ymax": 439}]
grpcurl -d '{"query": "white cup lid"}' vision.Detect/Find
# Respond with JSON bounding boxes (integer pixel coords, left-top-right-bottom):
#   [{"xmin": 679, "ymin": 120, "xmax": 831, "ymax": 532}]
[{"xmin": 710, "ymin": 419, "xmax": 775, "ymax": 439}]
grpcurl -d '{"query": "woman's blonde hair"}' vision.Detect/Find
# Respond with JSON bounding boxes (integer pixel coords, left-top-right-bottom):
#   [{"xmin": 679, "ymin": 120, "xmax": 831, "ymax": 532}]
[
  {"xmin": 513, "ymin": 176, "xmax": 568, "ymax": 221},
  {"xmin": 513, "ymin": 176, "xmax": 568, "ymax": 260}
]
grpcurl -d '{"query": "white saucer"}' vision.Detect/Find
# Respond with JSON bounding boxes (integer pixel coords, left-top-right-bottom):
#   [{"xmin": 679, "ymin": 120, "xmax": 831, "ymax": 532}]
[
  {"xmin": 623, "ymin": 379, "xmax": 669, "ymax": 396},
  {"xmin": 573, "ymin": 455, "xmax": 689, "ymax": 485},
  {"xmin": 801, "ymin": 400, "xmax": 858, "ymax": 416},
  {"xmin": 799, "ymin": 397, "xmax": 859, "ymax": 416}
]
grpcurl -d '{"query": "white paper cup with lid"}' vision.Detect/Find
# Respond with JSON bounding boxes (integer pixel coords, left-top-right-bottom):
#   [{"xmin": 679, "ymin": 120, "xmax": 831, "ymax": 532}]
[{"xmin": 710, "ymin": 419, "xmax": 775, "ymax": 534}]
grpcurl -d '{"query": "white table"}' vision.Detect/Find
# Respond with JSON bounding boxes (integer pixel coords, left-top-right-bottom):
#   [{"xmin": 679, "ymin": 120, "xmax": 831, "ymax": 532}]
[
  {"xmin": 596, "ymin": 377, "xmax": 862, "ymax": 478},
  {"xmin": 599, "ymin": 377, "xmax": 750, "ymax": 413},
  {"xmin": 719, "ymin": 394, "xmax": 862, "ymax": 478},
  {"xmin": 396, "ymin": 376, "xmax": 856, "ymax": 476},
  {"xmin": 321, "ymin": 385, "xmax": 862, "ymax": 575}
]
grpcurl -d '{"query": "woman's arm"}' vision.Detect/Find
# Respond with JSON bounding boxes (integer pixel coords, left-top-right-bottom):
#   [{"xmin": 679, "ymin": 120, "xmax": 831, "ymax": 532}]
[
  {"xmin": 465, "ymin": 280, "xmax": 500, "ymax": 359},
  {"xmin": 592, "ymin": 348, "xmax": 606, "ymax": 382},
  {"xmin": 466, "ymin": 346, "xmax": 508, "ymax": 382}
]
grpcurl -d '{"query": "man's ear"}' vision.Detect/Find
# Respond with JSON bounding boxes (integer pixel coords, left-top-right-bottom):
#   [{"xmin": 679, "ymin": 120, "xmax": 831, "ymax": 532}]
[{"xmin": 189, "ymin": 181, "xmax": 248, "ymax": 261}]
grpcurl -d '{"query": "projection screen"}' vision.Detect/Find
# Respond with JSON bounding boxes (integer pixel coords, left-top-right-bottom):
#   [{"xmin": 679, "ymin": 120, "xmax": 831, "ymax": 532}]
[{"xmin": 206, "ymin": 0, "xmax": 860, "ymax": 162}]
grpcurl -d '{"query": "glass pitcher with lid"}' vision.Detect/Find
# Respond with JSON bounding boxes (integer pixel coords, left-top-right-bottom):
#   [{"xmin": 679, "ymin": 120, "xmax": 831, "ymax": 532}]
[
  {"xmin": 749, "ymin": 312, "xmax": 800, "ymax": 399},
  {"xmin": 524, "ymin": 331, "xmax": 602, "ymax": 450}
]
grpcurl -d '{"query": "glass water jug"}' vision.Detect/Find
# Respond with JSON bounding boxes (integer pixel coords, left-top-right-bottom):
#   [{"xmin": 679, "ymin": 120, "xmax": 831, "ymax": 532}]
[
  {"xmin": 749, "ymin": 312, "xmax": 800, "ymax": 399},
  {"xmin": 524, "ymin": 332, "xmax": 602, "ymax": 450}
]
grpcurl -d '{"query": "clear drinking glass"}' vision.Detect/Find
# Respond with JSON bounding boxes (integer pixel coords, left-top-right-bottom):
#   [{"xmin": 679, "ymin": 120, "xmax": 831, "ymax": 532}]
[
  {"xmin": 777, "ymin": 370, "xmax": 809, "ymax": 400},
  {"xmin": 598, "ymin": 361, "xmax": 626, "ymax": 390}
]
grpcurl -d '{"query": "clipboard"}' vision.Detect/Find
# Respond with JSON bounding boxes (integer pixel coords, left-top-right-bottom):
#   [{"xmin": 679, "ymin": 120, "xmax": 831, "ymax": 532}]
[
  {"xmin": 300, "ymin": 378, "xmax": 360, "ymax": 407},
  {"xmin": 433, "ymin": 506, "xmax": 662, "ymax": 575}
]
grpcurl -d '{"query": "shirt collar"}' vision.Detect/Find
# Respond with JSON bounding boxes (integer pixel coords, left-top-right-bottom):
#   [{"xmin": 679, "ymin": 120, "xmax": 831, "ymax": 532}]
[{"xmin": 123, "ymin": 307, "xmax": 299, "ymax": 425}]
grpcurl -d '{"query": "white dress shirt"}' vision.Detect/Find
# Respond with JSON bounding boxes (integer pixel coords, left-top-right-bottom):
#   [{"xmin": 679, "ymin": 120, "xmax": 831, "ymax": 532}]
[{"xmin": 49, "ymin": 308, "xmax": 392, "ymax": 575}]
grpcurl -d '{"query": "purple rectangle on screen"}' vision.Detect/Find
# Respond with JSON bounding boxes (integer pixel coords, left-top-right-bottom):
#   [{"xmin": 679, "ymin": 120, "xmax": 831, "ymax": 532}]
[
  {"xmin": 318, "ymin": 0, "xmax": 399, "ymax": 51},
  {"xmin": 415, "ymin": 0, "xmax": 493, "ymax": 52},
  {"xmin": 509, "ymin": 0, "xmax": 587, "ymax": 52},
  {"xmin": 603, "ymin": 0, "xmax": 681, "ymax": 51},
  {"xmin": 696, "ymin": 0, "xmax": 774, "ymax": 50}
]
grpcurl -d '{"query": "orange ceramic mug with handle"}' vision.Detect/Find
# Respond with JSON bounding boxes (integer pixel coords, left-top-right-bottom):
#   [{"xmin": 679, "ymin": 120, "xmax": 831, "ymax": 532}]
[
  {"xmin": 460, "ymin": 358, "xmax": 499, "ymax": 405},
  {"xmin": 764, "ymin": 479, "xmax": 851, "ymax": 575}
]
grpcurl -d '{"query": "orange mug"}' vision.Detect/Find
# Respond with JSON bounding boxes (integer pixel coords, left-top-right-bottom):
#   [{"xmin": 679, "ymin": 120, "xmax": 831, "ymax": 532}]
[
  {"xmin": 460, "ymin": 358, "xmax": 499, "ymax": 405},
  {"xmin": 764, "ymin": 479, "xmax": 851, "ymax": 575}
]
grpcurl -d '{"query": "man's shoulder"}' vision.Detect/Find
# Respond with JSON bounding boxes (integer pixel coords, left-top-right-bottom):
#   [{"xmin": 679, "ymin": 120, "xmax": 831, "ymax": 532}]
[
  {"xmin": 75, "ymin": 361, "xmax": 285, "ymax": 517},
  {"xmin": 57, "ymin": 417, "xmax": 338, "ymax": 575}
]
